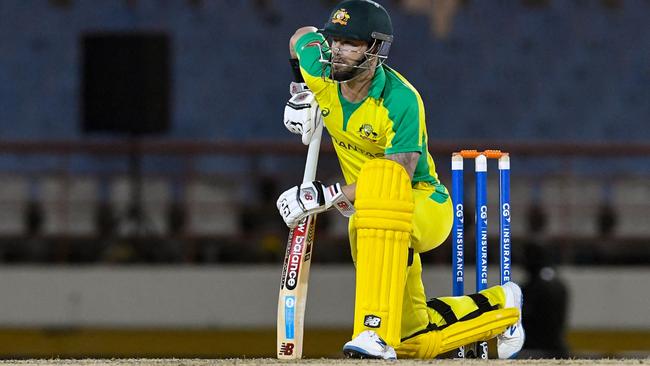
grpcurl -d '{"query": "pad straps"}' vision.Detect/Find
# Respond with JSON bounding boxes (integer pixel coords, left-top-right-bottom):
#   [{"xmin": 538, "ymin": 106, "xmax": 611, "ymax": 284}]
[
  {"xmin": 426, "ymin": 299, "xmax": 458, "ymax": 326},
  {"xmin": 427, "ymin": 293, "xmax": 495, "ymax": 327},
  {"xmin": 467, "ymin": 294, "xmax": 496, "ymax": 313},
  {"xmin": 408, "ymin": 293, "xmax": 498, "ymax": 339},
  {"xmin": 461, "ymin": 294, "xmax": 498, "ymax": 321}
]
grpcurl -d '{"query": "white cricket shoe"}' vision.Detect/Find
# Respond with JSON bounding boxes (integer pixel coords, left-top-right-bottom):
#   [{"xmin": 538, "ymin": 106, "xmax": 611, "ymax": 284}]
[
  {"xmin": 497, "ymin": 281, "xmax": 526, "ymax": 359},
  {"xmin": 343, "ymin": 330, "xmax": 397, "ymax": 359}
]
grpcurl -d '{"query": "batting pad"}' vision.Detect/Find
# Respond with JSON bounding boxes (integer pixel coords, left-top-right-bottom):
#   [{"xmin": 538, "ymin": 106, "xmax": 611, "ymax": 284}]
[
  {"xmin": 353, "ymin": 159, "xmax": 414, "ymax": 347},
  {"xmin": 396, "ymin": 307, "xmax": 519, "ymax": 359}
]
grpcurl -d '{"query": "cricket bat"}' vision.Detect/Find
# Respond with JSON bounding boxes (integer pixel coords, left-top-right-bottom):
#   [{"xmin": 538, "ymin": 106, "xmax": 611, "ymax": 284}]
[{"xmin": 277, "ymin": 120, "xmax": 323, "ymax": 359}]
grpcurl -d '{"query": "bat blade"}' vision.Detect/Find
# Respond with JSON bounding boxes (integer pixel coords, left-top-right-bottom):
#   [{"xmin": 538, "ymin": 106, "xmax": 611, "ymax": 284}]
[{"xmin": 277, "ymin": 214, "xmax": 317, "ymax": 359}]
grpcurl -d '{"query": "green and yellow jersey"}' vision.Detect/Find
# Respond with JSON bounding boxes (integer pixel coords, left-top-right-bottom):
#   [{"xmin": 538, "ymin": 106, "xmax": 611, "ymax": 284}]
[
  {"xmin": 295, "ymin": 32, "xmax": 455, "ymax": 342},
  {"xmin": 295, "ymin": 32, "xmax": 441, "ymax": 188}
]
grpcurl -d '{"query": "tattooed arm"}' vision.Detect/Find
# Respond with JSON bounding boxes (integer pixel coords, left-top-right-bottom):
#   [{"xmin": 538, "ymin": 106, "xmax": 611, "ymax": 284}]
[{"xmin": 386, "ymin": 152, "xmax": 420, "ymax": 179}]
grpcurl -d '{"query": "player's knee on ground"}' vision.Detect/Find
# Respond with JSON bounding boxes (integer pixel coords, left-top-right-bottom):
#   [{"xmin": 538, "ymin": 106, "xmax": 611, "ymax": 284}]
[
  {"xmin": 429, "ymin": 285, "xmax": 507, "ymax": 325},
  {"xmin": 396, "ymin": 286, "xmax": 515, "ymax": 359},
  {"xmin": 396, "ymin": 307, "xmax": 519, "ymax": 358},
  {"xmin": 352, "ymin": 158, "xmax": 414, "ymax": 347}
]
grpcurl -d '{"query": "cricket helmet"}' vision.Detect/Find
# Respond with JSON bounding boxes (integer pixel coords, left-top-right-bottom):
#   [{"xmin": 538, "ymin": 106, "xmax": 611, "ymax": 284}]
[
  {"xmin": 321, "ymin": 0, "xmax": 393, "ymax": 53},
  {"xmin": 318, "ymin": 0, "xmax": 394, "ymax": 82}
]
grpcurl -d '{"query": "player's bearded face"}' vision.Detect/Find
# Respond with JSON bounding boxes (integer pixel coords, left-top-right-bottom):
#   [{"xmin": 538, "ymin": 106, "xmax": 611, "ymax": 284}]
[{"xmin": 330, "ymin": 38, "xmax": 371, "ymax": 81}]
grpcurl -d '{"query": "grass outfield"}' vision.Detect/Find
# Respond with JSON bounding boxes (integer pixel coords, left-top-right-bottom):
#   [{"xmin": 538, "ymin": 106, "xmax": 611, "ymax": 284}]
[{"xmin": 0, "ymin": 359, "xmax": 648, "ymax": 366}]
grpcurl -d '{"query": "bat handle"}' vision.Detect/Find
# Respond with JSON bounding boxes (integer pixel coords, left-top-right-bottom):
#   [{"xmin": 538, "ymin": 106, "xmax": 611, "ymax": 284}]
[{"xmin": 301, "ymin": 116, "xmax": 323, "ymax": 183}]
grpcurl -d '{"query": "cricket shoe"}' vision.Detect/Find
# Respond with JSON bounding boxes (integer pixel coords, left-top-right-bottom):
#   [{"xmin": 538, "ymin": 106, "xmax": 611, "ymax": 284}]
[
  {"xmin": 343, "ymin": 330, "xmax": 397, "ymax": 359},
  {"xmin": 497, "ymin": 281, "xmax": 526, "ymax": 359}
]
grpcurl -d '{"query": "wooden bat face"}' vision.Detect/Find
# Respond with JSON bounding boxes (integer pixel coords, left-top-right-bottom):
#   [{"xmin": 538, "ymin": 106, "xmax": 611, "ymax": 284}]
[{"xmin": 277, "ymin": 214, "xmax": 317, "ymax": 359}]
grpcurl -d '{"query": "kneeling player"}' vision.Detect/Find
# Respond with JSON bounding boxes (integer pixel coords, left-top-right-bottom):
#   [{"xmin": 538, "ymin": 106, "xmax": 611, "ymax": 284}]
[{"xmin": 277, "ymin": 0, "xmax": 525, "ymax": 359}]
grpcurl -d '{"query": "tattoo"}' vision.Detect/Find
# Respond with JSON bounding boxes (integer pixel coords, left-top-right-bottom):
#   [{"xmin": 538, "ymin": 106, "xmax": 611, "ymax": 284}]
[{"xmin": 386, "ymin": 152, "xmax": 420, "ymax": 178}]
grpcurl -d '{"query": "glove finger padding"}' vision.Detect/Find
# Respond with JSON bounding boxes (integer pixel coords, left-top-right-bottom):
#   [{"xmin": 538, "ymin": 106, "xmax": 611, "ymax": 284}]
[{"xmin": 276, "ymin": 186, "xmax": 301, "ymax": 225}]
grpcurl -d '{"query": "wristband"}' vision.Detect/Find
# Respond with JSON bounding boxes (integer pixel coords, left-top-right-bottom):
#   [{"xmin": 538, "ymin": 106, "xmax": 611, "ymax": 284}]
[
  {"xmin": 290, "ymin": 58, "xmax": 305, "ymax": 83},
  {"xmin": 327, "ymin": 183, "xmax": 356, "ymax": 218}
]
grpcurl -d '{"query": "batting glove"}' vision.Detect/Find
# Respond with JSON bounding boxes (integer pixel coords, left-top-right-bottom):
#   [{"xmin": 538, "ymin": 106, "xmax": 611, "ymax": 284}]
[
  {"xmin": 283, "ymin": 89, "xmax": 323, "ymax": 146},
  {"xmin": 276, "ymin": 181, "xmax": 355, "ymax": 228}
]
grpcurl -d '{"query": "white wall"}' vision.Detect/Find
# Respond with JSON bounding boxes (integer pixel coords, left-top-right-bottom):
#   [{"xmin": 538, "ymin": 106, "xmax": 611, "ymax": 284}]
[{"xmin": 0, "ymin": 266, "xmax": 647, "ymax": 329}]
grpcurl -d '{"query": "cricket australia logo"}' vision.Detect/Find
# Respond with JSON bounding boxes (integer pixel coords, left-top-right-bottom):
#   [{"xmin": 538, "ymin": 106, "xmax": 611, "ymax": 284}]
[
  {"xmin": 331, "ymin": 9, "xmax": 350, "ymax": 25},
  {"xmin": 358, "ymin": 123, "xmax": 379, "ymax": 142}
]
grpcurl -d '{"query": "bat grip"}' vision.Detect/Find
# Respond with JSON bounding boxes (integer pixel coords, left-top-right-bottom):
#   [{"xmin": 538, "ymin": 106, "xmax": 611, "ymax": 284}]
[{"xmin": 301, "ymin": 118, "xmax": 323, "ymax": 183}]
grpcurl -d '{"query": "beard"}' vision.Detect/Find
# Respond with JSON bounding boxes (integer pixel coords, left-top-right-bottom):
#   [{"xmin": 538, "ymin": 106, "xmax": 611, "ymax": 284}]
[
  {"xmin": 331, "ymin": 58, "xmax": 364, "ymax": 81},
  {"xmin": 331, "ymin": 67, "xmax": 358, "ymax": 81}
]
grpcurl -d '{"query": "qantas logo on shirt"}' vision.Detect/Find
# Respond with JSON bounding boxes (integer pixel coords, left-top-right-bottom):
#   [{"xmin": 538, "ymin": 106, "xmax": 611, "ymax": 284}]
[{"xmin": 331, "ymin": 135, "xmax": 384, "ymax": 158}]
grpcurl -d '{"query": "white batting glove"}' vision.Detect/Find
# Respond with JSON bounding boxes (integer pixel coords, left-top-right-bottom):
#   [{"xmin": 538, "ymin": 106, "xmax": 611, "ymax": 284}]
[
  {"xmin": 276, "ymin": 181, "xmax": 355, "ymax": 228},
  {"xmin": 283, "ymin": 89, "xmax": 323, "ymax": 146}
]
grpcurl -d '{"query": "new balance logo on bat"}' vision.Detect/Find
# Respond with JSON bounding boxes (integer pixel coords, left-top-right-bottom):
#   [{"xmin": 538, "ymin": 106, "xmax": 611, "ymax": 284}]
[
  {"xmin": 279, "ymin": 342, "xmax": 295, "ymax": 356},
  {"xmin": 364, "ymin": 315, "xmax": 381, "ymax": 328},
  {"xmin": 283, "ymin": 221, "xmax": 307, "ymax": 290}
]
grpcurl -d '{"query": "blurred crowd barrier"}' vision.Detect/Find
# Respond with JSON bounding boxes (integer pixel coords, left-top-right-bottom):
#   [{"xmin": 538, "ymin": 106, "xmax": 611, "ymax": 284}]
[
  {"xmin": 0, "ymin": 139, "xmax": 647, "ymax": 266},
  {"xmin": 0, "ymin": 266, "xmax": 647, "ymax": 358}
]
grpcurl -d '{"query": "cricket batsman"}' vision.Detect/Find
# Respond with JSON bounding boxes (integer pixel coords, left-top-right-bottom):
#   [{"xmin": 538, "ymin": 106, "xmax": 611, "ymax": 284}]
[{"xmin": 276, "ymin": 0, "xmax": 525, "ymax": 359}]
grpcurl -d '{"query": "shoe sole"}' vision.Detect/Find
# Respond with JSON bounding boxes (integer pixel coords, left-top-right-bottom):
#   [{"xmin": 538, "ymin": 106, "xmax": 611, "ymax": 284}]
[{"xmin": 343, "ymin": 346, "xmax": 393, "ymax": 360}]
